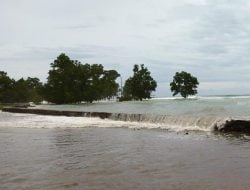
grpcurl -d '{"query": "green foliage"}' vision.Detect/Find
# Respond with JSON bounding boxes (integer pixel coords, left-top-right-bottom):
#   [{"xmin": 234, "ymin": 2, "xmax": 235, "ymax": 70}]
[
  {"xmin": 101, "ymin": 70, "xmax": 120, "ymax": 99},
  {"xmin": 43, "ymin": 53, "xmax": 120, "ymax": 104},
  {"xmin": 0, "ymin": 71, "xmax": 14, "ymax": 103},
  {"xmin": 83, "ymin": 64, "xmax": 105, "ymax": 103},
  {"xmin": 43, "ymin": 54, "xmax": 78, "ymax": 104},
  {"xmin": 170, "ymin": 71, "xmax": 199, "ymax": 98},
  {"xmin": 26, "ymin": 77, "xmax": 43, "ymax": 103},
  {"xmin": 11, "ymin": 78, "xmax": 31, "ymax": 103},
  {"xmin": 0, "ymin": 71, "xmax": 43, "ymax": 103},
  {"xmin": 123, "ymin": 64, "xmax": 157, "ymax": 101}
]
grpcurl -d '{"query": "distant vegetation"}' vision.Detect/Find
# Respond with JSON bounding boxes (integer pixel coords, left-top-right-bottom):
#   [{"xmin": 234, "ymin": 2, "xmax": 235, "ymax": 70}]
[
  {"xmin": 0, "ymin": 71, "xmax": 43, "ymax": 104},
  {"xmin": 121, "ymin": 64, "xmax": 157, "ymax": 101},
  {"xmin": 0, "ymin": 53, "xmax": 200, "ymax": 104},
  {"xmin": 43, "ymin": 53, "xmax": 120, "ymax": 103},
  {"xmin": 0, "ymin": 54, "xmax": 120, "ymax": 104},
  {"xmin": 170, "ymin": 71, "xmax": 199, "ymax": 98}
]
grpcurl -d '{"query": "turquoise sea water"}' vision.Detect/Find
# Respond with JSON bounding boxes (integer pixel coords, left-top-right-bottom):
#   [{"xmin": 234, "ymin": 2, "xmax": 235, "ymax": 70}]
[{"xmin": 36, "ymin": 95, "xmax": 250, "ymax": 117}]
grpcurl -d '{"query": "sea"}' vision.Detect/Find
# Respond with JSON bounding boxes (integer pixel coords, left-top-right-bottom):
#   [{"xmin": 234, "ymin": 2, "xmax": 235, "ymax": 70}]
[{"xmin": 0, "ymin": 95, "xmax": 250, "ymax": 190}]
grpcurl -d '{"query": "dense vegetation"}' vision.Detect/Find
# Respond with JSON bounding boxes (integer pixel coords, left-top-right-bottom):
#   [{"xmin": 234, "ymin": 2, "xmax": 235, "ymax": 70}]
[
  {"xmin": 0, "ymin": 53, "xmax": 200, "ymax": 104},
  {"xmin": 170, "ymin": 71, "xmax": 199, "ymax": 98},
  {"xmin": 43, "ymin": 53, "xmax": 120, "ymax": 103},
  {"xmin": 0, "ymin": 53, "xmax": 120, "ymax": 104},
  {"xmin": 122, "ymin": 64, "xmax": 157, "ymax": 101},
  {"xmin": 0, "ymin": 71, "xmax": 43, "ymax": 103}
]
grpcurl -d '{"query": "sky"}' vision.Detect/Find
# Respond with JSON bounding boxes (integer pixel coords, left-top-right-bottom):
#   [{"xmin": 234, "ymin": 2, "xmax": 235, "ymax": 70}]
[{"xmin": 1, "ymin": 0, "xmax": 250, "ymax": 97}]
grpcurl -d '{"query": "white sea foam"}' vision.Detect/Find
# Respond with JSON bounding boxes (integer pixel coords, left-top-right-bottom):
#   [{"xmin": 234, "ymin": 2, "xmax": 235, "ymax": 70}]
[
  {"xmin": 152, "ymin": 96, "xmax": 198, "ymax": 100},
  {"xmin": 2, "ymin": 103, "xmax": 250, "ymax": 133},
  {"xmin": 153, "ymin": 95, "xmax": 250, "ymax": 100},
  {"xmin": 0, "ymin": 111, "xmax": 229, "ymax": 132}
]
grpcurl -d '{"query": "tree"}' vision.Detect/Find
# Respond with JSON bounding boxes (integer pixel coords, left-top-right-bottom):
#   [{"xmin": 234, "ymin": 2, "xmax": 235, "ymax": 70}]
[
  {"xmin": 82, "ymin": 64, "xmax": 104, "ymax": 103},
  {"xmin": 76, "ymin": 64, "xmax": 120, "ymax": 103},
  {"xmin": 26, "ymin": 77, "xmax": 43, "ymax": 103},
  {"xmin": 170, "ymin": 71, "xmax": 199, "ymax": 98},
  {"xmin": 123, "ymin": 64, "xmax": 157, "ymax": 101},
  {"xmin": 43, "ymin": 53, "xmax": 120, "ymax": 104},
  {"xmin": 0, "ymin": 71, "xmax": 44, "ymax": 103},
  {"xmin": 101, "ymin": 70, "xmax": 120, "ymax": 100},
  {"xmin": 43, "ymin": 53, "xmax": 80, "ymax": 104},
  {"xmin": 11, "ymin": 78, "xmax": 31, "ymax": 103},
  {"xmin": 0, "ymin": 71, "xmax": 14, "ymax": 103}
]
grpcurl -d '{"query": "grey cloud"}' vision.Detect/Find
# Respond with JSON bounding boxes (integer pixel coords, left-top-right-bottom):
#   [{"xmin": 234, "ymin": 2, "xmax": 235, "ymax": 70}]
[{"xmin": 1, "ymin": 0, "xmax": 250, "ymax": 96}]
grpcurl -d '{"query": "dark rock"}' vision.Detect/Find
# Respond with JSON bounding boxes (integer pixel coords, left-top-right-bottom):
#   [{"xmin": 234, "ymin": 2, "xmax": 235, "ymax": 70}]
[{"xmin": 219, "ymin": 120, "xmax": 250, "ymax": 133}]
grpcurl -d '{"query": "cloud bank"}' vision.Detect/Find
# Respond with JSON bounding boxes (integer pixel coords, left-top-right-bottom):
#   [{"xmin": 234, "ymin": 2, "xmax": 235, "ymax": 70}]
[{"xmin": 1, "ymin": 0, "xmax": 250, "ymax": 96}]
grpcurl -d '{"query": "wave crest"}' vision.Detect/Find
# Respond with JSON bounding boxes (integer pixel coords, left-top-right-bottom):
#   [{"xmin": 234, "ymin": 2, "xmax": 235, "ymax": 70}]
[{"xmin": 2, "ymin": 108, "xmax": 250, "ymax": 133}]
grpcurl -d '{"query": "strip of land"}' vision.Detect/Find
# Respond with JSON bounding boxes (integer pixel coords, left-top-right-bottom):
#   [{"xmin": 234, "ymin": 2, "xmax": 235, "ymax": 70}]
[{"xmin": 2, "ymin": 107, "xmax": 113, "ymax": 119}]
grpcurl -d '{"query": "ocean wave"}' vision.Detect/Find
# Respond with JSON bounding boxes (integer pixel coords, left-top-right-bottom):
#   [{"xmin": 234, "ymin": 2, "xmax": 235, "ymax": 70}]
[
  {"xmin": 197, "ymin": 95, "xmax": 250, "ymax": 100},
  {"xmin": 153, "ymin": 95, "xmax": 250, "ymax": 101},
  {"xmin": 0, "ymin": 112, "xmax": 214, "ymax": 132},
  {"xmin": 152, "ymin": 96, "xmax": 198, "ymax": 100},
  {"xmin": 2, "ymin": 109, "xmax": 250, "ymax": 133}
]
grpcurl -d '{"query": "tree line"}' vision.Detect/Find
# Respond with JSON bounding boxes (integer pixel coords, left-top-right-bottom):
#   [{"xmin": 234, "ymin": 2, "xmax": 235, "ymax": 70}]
[
  {"xmin": 43, "ymin": 53, "xmax": 120, "ymax": 104},
  {"xmin": 0, "ymin": 71, "xmax": 43, "ymax": 104},
  {"xmin": 0, "ymin": 53, "xmax": 199, "ymax": 104}
]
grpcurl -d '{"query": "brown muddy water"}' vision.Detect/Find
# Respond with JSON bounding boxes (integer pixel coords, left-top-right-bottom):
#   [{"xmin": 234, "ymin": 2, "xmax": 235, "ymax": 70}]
[{"xmin": 1, "ymin": 126, "xmax": 250, "ymax": 190}]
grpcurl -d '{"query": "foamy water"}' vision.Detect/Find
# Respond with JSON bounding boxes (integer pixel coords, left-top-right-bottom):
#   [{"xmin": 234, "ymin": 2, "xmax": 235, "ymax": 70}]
[
  {"xmin": 1, "ymin": 96, "xmax": 250, "ymax": 190},
  {"xmin": 0, "ymin": 111, "xmax": 215, "ymax": 132},
  {"xmin": 2, "ymin": 95, "xmax": 250, "ymax": 132}
]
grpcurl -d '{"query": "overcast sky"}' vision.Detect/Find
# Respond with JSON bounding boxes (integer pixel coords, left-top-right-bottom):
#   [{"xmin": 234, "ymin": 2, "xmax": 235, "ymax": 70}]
[{"xmin": 1, "ymin": 0, "xmax": 250, "ymax": 97}]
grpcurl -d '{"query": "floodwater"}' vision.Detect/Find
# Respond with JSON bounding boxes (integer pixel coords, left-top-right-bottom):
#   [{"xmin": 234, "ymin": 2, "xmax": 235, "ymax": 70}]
[
  {"xmin": 1, "ymin": 96, "xmax": 250, "ymax": 189},
  {"xmin": 1, "ymin": 126, "xmax": 250, "ymax": 190},
  {"xmin": 37, "ymin": 95, "xmax": 250, "ymax": 117}
]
